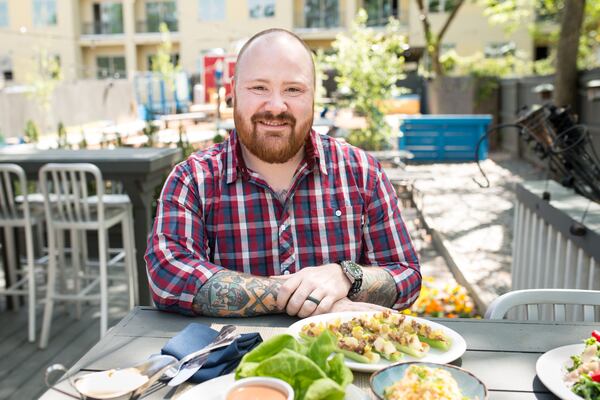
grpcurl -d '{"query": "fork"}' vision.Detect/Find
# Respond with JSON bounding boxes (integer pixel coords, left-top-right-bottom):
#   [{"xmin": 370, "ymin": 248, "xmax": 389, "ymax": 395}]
[{"xmin": 162, "ymin": 324, "xmax": 239, "ymax": 386}]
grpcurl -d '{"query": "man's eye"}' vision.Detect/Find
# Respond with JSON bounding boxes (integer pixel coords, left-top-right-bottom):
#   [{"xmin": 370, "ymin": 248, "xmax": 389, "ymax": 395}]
[
  {"xmin": 286, "ymin": 87, "xmax": 303, "ymax": 94},
  {"xmin": 251, "ymin": 86, "xmax": 267, "ymax": 91}
]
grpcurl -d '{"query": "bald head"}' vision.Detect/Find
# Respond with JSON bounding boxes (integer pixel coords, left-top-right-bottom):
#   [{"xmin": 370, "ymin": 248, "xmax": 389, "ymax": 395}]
[{"xmin": 234, "ymin": 28, "xmax": 316, "ymax": 89}]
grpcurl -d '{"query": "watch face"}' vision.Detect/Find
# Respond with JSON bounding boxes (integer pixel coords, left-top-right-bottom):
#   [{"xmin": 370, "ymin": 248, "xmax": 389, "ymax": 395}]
[{"xmin": 344, "ymin": 261, "xmax": 362, "ymax": 279}]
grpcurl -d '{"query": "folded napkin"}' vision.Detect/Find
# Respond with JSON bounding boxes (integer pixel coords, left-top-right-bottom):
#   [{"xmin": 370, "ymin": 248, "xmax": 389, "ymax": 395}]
[{"xmin": 161, "ymin": 323, "xmax": 262, "ymax": 384}]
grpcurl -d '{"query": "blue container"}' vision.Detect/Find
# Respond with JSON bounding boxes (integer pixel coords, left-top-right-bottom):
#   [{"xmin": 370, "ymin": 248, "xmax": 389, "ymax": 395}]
[{"xmin": 398, "ymin": 115, "xmax": 492, "ymax": 162}]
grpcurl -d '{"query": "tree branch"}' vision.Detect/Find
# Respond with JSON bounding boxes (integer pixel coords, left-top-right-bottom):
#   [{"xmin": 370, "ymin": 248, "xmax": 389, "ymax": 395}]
[{"xmin": 438, "ymin": 0, "xmax": 466, "ymax": 42}]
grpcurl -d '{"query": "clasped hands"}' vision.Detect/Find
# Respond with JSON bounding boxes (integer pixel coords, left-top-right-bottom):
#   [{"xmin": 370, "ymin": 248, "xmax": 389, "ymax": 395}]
[{"xmin": 273, "ymin": 263, "xmax": 389, "ymax": 318}]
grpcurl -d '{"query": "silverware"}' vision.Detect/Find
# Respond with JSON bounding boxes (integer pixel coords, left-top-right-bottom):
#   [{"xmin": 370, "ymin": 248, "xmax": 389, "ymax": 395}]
[{"xmin": 165, "ymin": 324, "xmax": 239, "ymax": 387}]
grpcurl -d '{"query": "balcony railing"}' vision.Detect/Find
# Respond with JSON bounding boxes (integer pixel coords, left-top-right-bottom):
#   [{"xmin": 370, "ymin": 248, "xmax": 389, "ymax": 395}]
[
  {"xmin": 82, "ymin": 21, "xmax": 124, "ymax": 35},
  {"xmin": 136, "ymin": 19, "xmax": 178, "ymax": 33},
  {"xmin": 294, "ymin": 12, "xmax": 343, "ymax": 30}
]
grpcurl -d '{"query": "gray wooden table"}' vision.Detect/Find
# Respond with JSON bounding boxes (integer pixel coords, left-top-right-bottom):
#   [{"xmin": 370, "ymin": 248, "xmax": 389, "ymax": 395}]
[
  {"xmin": 40, "ymin": 307, "xmax": 598, "ymax": 399},
  {"xmin": 0, "ymin": 147, "xmax": 182, "ymax": 305}
]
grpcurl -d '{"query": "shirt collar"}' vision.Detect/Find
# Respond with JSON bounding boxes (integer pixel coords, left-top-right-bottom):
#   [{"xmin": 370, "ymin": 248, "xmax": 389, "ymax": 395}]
[{"xmin": 225, "ymin": 129, "xmax": 328, "ymax": 184}]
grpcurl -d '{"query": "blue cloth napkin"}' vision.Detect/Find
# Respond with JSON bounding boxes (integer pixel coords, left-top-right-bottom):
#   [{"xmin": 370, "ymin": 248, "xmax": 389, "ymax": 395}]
[{"xmin": 161, "ymin": 323, "xmax": 262, "ymax": 384}]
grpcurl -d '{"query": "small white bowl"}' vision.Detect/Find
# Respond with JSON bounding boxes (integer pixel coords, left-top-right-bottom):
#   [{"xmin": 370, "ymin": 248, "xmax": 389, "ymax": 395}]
[{"xmin": 226, "ymin": 377, "xmax": 294, "ymax": 400}]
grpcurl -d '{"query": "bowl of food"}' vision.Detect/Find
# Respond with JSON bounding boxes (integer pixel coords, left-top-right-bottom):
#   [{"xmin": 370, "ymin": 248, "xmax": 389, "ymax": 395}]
[
  {"xmin": 370, "ymin": 361, "xmax": 488, "ymax": 400},
  {"xmin": 226, "ymin": 377, "xmax": 294, "ymax": 400}
]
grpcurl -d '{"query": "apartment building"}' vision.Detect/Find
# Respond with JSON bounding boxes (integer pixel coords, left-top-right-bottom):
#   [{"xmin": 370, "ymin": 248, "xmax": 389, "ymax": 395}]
[{"xmin": 0, "ymin": 0, "xmax": 534, "ymax": 84}]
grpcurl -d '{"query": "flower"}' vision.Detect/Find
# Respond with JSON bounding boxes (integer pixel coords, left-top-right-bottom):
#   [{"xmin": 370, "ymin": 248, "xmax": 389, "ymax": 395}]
[{"xmin": 405, "ymin": 278, "xmax": 479, "ymax": 318}]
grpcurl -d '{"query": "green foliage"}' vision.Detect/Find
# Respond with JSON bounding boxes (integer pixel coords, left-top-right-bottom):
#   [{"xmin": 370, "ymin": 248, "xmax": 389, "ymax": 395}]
[
  {"xmin": 151, "ymin": 22, "xmax": 180, "ymax": 91},
  {"xmin": 483, "ymin": 0, "xmax": 600, "ymax": 70},
  {"xmin": 24, "ymin": 120, "xmax": 39, "ymax": 143},
  {"xmin": 326, "ymin": 9, "xmax": 406, "ymax": 150},
  {"xmin": 142, "ymin": 120, "xmax": 159, "ymax": 147},
  {"xmin": 177, "ymin": 125, "xmax": 194, "ymax": 158},
  {"xmin": 25, "ymin": 49, "xmax": 63, "ymax": 111},
  {"xmin": 79, "ymin": 130, "xmax": 88, "ymax": 150}
]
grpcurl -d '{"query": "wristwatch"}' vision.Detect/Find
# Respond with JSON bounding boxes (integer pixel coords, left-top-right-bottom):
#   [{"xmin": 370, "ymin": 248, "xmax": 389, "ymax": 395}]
[{"xmin": 338, "ymin": 260, "xmax": 363, "ymax": 297}]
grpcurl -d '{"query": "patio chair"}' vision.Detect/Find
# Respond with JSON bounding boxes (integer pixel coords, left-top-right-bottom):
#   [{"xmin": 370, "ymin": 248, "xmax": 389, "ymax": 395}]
[
  {"xmin": 485, "ymin": 289, "xmax": 600, "ymax": 322},
  {"xmin": 0, "ymin": 164, "xmax": 44, "ymax": 342},
  {"xmin": 38, "ymin": 163, "xmax": 137, "ymax": 349}
]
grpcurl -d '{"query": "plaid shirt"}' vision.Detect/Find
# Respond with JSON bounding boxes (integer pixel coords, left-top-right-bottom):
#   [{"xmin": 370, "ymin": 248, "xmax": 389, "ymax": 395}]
[{"xmin": 145, "ymin": 130, "xmax": 421, "ymax": 315}]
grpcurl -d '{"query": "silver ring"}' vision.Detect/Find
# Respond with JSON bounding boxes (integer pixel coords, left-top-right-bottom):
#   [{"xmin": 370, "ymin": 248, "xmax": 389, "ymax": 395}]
[{"xmin": 306, "ymin": 295, "xmax": 321, "ymax": 305}]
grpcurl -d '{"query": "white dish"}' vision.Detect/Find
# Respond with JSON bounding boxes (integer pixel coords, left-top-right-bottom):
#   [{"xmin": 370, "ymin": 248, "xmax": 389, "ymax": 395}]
[
  {"xmin": 177, "ymin": 373, "xmax": 369, "ymax": 400},
  {"xmin": 287, "ymin": 311, "xmax": 467, "ymax": 373},
  {"xmin": 536, "ymin": 344, "xmax": 585, "ymax": 400}
]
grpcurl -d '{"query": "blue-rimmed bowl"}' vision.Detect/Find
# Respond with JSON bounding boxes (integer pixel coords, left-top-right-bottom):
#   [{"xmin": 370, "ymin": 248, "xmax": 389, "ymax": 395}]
[{"xmin": 370, "ymin": 361, "xmax": 488, "ymax": 400}]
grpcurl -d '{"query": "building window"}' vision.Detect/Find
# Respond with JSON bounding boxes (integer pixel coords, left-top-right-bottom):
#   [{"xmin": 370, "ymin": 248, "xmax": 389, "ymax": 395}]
[
  {"xmin": 428, "ymin": 0, "xmax": 459, "ymax": 13},
  {"xmin": 144, "ymin": 1, "xmax": 178, "ymax": 33},
  {"xmin": 199, "ymin": 0, "xmax": 225, "ymax": 21},
  {"xmin": 248, "ymin": 0, "xmax": 275, "ymax": 18},
  {"xmin": 88, "ymin": 2, "xmax": 124, "ymax": 34},
  {"xmin": 362, "ymin": 0, "xmax": 398, "ymax": 26},
  {"xmin": 147, "ymin": 53, "xmax": 180, "ymax": 70},
  {"xmin": 0, "ymin": 0, "xmax": 8, "ymax": 27},
  {"xmin": 484, "ymin": 42, "xmax": 516, "ymax": 58},
  {"xmin": 33, "ymin": 0, "xmax": 57, "ymax": 26},
  {"xmin": 304, "ymin": 0, "xmax": 339, "ymax": 28},
  {"xmin": 96, "ymin": 56, "xmax": 126, "ymax": 79}
]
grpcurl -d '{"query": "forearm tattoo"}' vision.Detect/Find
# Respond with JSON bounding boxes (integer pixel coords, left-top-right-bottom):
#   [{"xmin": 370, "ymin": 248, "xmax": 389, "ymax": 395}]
[
  {"xmin": 350, "ymin": 267, "xmax": 397, "ymax": 307},
  {"xmin": 192, "ymin": 271, "xmax": 283, "ymax": 317}
]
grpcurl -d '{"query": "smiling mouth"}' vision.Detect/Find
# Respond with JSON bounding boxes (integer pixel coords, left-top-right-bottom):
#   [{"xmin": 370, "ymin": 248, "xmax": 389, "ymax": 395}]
[{"xmin": 257, "ymin": 119, "xmax": 288, "ymax": 127}]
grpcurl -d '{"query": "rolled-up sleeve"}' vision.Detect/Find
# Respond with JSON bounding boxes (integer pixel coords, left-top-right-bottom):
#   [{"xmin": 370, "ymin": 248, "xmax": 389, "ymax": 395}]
[
  {"xmin": 145, "ymin": 161, "xmax": 223, "ymax": 315},
  {"xmin": 361, "ymin": 164, "xmax": 421, "ymax": 310}
]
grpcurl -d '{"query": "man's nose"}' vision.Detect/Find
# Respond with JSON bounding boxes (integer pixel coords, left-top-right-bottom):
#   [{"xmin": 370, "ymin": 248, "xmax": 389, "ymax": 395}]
[{"xmin": 264, "ymin": 92, "xmax": 287, "ymax": 115}]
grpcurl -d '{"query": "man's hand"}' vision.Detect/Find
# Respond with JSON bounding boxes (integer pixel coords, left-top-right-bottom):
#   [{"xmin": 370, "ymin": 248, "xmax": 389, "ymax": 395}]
[
  {"xmin": 275, "ymin": 263, "xmax": 351, "ymax": 318},
  {"xmin": 329, "ymin": 297, "xmax": 392, "ymax": 313}
]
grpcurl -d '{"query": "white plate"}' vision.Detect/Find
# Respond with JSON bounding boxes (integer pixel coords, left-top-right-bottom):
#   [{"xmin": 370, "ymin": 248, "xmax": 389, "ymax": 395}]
[
  {"xmin": 287, "ymin": 311, "xmax": 467, "ymax": 373},
  {"xmin": 177, "ymin": 373, "xmax": 369, "ymax": 400},
  {"xmin": 536, "ymin": 344, "xmax": 585, "ymax": 400}
]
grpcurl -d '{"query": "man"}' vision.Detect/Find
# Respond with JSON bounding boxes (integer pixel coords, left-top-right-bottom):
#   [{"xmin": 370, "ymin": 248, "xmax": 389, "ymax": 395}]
[{"xmin": 145, "ymin": 28, "xmax": 421, "ymax": 318}]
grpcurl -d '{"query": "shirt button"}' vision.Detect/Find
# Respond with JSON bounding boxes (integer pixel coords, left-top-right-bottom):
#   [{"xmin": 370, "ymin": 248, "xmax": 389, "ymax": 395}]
[
  {"xmin": 335, "ymin": 209, "xmax": 342, "ymax": 217},
  {"xmin": 283, "ymin": 270, "xmax": 290, "ymax": 275}
]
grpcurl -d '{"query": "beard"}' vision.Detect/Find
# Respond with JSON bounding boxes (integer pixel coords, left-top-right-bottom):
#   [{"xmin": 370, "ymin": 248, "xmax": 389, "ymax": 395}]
[{"xmin": 234, "ymin": 107, "xmax": 313, "ymax": 164}]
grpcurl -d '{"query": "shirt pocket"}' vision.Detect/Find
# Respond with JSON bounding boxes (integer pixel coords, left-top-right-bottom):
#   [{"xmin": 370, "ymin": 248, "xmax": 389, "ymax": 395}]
[{"xmin": 309, "ymin": 205, "xmax": 364, "ymax": 263}]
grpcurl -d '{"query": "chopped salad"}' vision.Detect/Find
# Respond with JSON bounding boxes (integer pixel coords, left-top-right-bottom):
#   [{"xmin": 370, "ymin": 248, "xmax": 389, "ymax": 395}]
[
  {"xmin": 564, "ymin": 330, "xmax": 600, "ymax": 400},
  {"xmin": 384, "ymin": 365, "xmax": 469, "ymax": 400},
  {"xmin": 300, "ymin": 310, "xmax": 451, "ymax": 364}
]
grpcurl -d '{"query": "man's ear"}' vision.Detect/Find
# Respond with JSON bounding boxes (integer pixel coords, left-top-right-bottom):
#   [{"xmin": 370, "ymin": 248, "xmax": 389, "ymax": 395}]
[{"xmin": 231, "ymin": 79, "xmax": 236, "ymax": 104}]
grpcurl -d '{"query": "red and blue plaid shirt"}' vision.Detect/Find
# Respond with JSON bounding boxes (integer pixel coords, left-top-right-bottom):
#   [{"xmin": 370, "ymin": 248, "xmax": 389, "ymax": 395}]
[{"xmin": 145, "ymin": 130, "xmax": 421, "ymax": 315}]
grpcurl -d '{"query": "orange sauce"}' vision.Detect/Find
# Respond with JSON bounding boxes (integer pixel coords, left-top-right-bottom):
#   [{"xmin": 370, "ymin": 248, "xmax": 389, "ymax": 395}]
[{"xmin": 227, "ymin": 385, "xmax": 287, "ymax": 400}]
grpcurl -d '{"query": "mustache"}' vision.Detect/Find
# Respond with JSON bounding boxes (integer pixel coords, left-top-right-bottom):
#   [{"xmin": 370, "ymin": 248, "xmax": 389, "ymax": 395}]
[{"xmin": 250, "ymin": 111, "xmax": 296, "ymax": 125}]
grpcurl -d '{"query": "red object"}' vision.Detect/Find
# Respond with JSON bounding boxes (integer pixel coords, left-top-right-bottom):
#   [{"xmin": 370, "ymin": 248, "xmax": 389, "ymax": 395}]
[
  {"xmin": 592, "ymin": 330, "xmax": 600, "ymax": 342},
  {"xmin": 590, "ymin": 370, "xmax": 600, "ymax": 382},
  {"xmin": 202, "ymin": 55, "xmax": 236, "ymax": 103}
]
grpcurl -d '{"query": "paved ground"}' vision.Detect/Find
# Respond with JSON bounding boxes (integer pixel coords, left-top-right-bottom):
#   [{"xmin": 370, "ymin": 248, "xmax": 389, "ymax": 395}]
[{"xmin": 396, "ymin": 152, "xmax": 546, "ymax": 314}]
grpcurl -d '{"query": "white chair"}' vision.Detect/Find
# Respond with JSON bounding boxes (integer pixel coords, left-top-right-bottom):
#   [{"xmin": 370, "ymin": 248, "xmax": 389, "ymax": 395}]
[
  {"xmin": 485, "ymin": 289, "xmax": 600, "ymax": 322},
  {"xmin": 0, "ymin": 164, "xmax": 44, "ymax": 342},
  {"xmin": 38, "ymin": 163, "xmax": 137, "ymax": 349}
]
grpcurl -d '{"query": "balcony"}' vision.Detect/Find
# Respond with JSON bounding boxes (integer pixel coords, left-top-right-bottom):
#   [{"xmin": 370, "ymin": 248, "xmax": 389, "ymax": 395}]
[
  {"xmin": 293, "ymin": 8, "xmax": 345, "ymax": 40},
  {"xmin": 82, "ymin": 21, "xmax": 124, "ymax": 35},
  {"xmin": 136, "ymin": 19, "xmax": 178, "ymax": 34}
]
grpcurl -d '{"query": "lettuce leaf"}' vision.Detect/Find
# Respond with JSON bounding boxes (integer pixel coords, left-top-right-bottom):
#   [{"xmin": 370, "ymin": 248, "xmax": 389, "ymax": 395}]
[{"xmin": 235, "ymin": 332, "xmax": 353, "ymax": 400}]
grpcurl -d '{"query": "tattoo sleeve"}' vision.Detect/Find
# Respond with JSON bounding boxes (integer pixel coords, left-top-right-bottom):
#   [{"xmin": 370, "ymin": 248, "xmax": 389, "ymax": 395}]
[
  {"xmin": 350, "ymin": 267, "xmax": 397, "ymax": 307},
  {"xmin": 192, "ymin": 270, "xmax": 283, "ymax": 317}
]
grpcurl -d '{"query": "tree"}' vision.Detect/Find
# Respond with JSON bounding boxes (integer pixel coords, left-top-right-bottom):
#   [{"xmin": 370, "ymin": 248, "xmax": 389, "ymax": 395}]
[
  {"xmin": 151, "ymin": 22, "xmax": 180, "ymax": 92},
  {"xmin": 553, "ymin": 0, "xmax": 585, "ymax": 108},
  {"xmin": 326, "ymin": 9, "xmax": 407, "ymax": 150},
  {"xmin": 415, "ymin": 0, "xmax": 466, "ymax": 77}
]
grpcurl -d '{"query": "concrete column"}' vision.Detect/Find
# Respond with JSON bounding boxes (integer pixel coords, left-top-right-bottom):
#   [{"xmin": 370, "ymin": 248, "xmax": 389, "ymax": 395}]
[
  {"xmin": 123, "ymin": 0, "xmax": 137, "ymax": 79},
  {"xmin": 345, "ymin": 0, "xmax": 357, "ymax": 27}
]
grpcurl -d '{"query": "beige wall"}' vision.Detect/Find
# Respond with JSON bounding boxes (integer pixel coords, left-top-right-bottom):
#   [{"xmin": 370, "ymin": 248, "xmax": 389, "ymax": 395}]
[
  {"xmin": 82, "ymin": 45, "xmax": 126, "ymax": 78},
  {"xmin": 0, "ymin": 0, "xmax": 540, "ymax": 86}
]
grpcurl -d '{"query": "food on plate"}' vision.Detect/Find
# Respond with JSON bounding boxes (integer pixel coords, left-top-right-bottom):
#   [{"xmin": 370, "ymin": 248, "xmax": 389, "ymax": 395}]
[
  {"xmin": 300, "ymin": 310, "xmax": 451, "ymax": 363},
  {"xmin": 383, "ymin": 364, "xmax": 470, "ymax": 400},
  {"xmin": 564, "ymin": 330, "xmax": 600, "ymax": 400},
  {"xmin": 235, "ymin": 331, "xmax": 353, "ymax": 400}
]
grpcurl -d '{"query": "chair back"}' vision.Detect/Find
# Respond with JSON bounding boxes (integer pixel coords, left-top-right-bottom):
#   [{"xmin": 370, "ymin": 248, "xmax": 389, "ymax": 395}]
[
  {"xmin": 0, "ymin": 163, "xmax": 30, "ymax": 223},
  {"xmin": 485, "ymin": 289, "xmax": 600, "ymax": 322},
  {"xmin": 39, "ymin": 163, "xmax": 104, "ymax": 225}
]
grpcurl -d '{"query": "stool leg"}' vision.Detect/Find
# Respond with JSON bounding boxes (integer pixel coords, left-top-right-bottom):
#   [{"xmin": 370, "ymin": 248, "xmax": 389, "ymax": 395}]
[
  {"xmin": 39, "ymin": 226, "xmax": 58, "ymax": 349},
  {"xmin": 56, "ymin": 229, "xmax": 66, "ymax": 295},
  {"xmin": 3, "ymin": 226, "xmax": 19, "ymax": 310},
  {"xmin": 71, "ymin": 228, "xmax": 81, "ymax": 319},
  {"xmin": 98, "ymin": 227, "xmax": 108, "ymax": 337},
  {"xmin": 122, "ymin": 211, "xmax": 137, "ymax": 308},
  {"xmin": 25, "ymin": 224, "xmax": 36, "ymax": 342}
]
